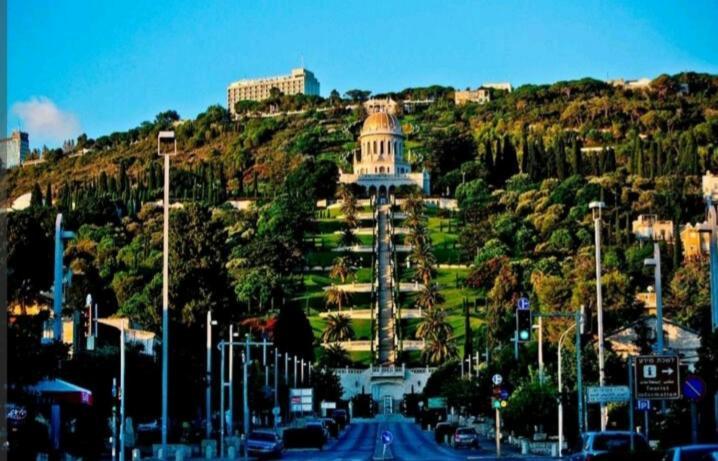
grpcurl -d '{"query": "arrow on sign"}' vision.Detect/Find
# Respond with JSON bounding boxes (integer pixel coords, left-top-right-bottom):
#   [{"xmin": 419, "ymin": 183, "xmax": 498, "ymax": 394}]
[{"xmin": 662, "ymin": 368, "xmax": 674, "ymax": 375}]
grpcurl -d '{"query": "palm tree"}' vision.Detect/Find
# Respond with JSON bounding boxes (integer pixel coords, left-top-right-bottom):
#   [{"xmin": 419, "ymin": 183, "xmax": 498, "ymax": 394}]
[
  {"xmin": 321, "ymin": 314, "xmax": 355, "ymax": 343},
  {"xmin": 416, "ymin": 305, "xmax": 452, "ymax": 340},
  {"xmin": 320, "ymin": 343, "xmax": 351, "ymax": 367},
  {"xmin": 329, "ymin": 256, "xmax": 354, "ymax": 283},
  {"xmin": 337, "ymin": 185, "xmax": 359, "ymax": 229},
  {"xmin": 422, "ymin": 332, "xmax": 458, "ymax": 365},
  {"xmin": 325, "ymin": 286, "xmax": 351, "ymax": 311},
  {"xmin": 415, "ymin": 285, "xmax": 445, "ymax": 312}
]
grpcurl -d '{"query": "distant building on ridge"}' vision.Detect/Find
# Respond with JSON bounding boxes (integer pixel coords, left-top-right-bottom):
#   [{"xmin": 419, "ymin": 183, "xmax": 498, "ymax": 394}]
[
  {"xmin": 227, "ymin": 67, "xmax": 320, "ymax": 115},
  {"xmin": 1, "ymin": 130, "xmax": 30, "ymax": 169}
]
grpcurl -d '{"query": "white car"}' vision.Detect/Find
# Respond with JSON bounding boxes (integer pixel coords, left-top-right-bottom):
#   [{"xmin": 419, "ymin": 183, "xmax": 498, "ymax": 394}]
[{"xmin": 662, "ymin": 444, "xmax": 718, "ymax": 461}]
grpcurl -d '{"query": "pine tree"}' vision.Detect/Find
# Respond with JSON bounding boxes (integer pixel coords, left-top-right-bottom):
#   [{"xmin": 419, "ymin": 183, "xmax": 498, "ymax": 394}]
[
  {"xmin": 44, "ymin": 183, "xmax": 53, "ymax": 207},
  {"xmin": 30, "ymin": 183, "xmax": 43, "ymax": 208}
]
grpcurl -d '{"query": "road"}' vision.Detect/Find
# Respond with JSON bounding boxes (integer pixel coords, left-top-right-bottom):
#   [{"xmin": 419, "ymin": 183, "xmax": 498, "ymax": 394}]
[{"xmin": 281, "ymin": 418, "xmax": 554, "ymax": 461}]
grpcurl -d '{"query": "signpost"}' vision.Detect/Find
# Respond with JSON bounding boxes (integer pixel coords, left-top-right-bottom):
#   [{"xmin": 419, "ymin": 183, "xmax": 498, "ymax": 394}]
[
  {"xmin": 381, "ymin": 430, "xmax": 393, "ymax": 460},
  {"xmin": 634, "ymin": 355, "xmax": 681, "ymax": 400},
  {"xmin": 683, "ymin": 375, "xmax": 706, "ymax": 444},
  {"xmin": 491, "ymin": 374, "xmax": 505, "ymax": 457},
  {"xmin": 587, "ymin": 386, "xmax": 631, "ymax": 404},
  {"xmin": 492, "ymin": 374, "xmax": 503, "ymax": 386}
]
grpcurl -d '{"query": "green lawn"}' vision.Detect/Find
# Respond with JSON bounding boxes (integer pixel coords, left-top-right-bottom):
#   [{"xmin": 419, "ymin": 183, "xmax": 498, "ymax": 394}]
[{"xmin": 309, "ymin": 317, "xmax": 372, "ymax": 340}]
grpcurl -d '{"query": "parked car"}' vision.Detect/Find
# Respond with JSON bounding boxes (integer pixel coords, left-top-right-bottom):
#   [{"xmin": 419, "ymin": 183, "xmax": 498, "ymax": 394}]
[
  {"xmin": 246, "ymin": 430, "xmax": 283, "ymax": 458},
  {"xmin": 306, "ymin": 419, "xmax": 330, "ymax": 440},
  {"xmin": 304, "ymin": 424, "xmax": 327, "ymax": 449},
  {"xmin": 451, "ymin": 427, "xmax": 480, "ymax": 449},
  {"xmin": 282, "ymin": 426, "xmax": 325, "ymax": 450},
  {"xmin": 569, "ymin": 431, "xmax": 655, "ymax": 460},
  {"xmin": 662, "ymin": 444, "xmax": 718, "ymax": 460},
  {"xmin": 330, "ymin": 409, "xmax": 349, "ymax": 428},
  {"xmin": 434, "ymin": 422, "xmax": 459, "ymax": 444},
  {"xmin": 321, "ymin": 418, "xmax": 339, "ymax": 438}
]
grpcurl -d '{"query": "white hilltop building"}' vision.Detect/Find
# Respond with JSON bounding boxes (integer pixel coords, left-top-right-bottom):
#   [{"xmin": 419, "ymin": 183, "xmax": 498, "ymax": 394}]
[{"xmin": 339, "ymin": 112, "xmax": 430, "ymax": 196}]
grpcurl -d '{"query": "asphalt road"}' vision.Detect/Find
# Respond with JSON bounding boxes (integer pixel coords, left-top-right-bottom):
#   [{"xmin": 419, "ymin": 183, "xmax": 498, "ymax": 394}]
[{"xmin": 280, "ymin": 417, "xmax": 554, "ymax": 461}]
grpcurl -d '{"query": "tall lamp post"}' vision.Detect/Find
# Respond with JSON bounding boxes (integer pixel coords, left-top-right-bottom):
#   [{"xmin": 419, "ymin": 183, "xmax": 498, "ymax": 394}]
[
  {"xmin": 557, "ymin": 322, "xmax": 576, "ymax": 458},
  {"xmin": 206, "ymin": 311, "xmax": 218, "ymax": 439},
  {"xmin": 158, "ymin": 131, "xmax": 176, "ymax": 458},
  {"xmin": 700, "ymin": 182, "xmax": 718, "ymax": 437},
  {"xmin": 589, "ymin": 200, "xmax": 607, "ymax": 431}
]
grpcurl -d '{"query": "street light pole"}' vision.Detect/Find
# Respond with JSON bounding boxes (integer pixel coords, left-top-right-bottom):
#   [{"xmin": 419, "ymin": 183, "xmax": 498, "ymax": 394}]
[
  {"xmin": 229, "ymin": 325, "xmax": 234, "ymax": 436},
  {"xmin": 158, "ymin": 131, "xmax": 176, "ymax": 458},
  {"xmin": 557, "ymin": 323, "xmax": 576, "ymax": 458},
  {"xmin": 206, "ymin": 310, "xmax": 214, "ymax": 439},
  {"xmin": 243, "ymin": 336, "xmax": 251, "ymax": 456},
  {"xmin": 119, "ymin": 323, "xmax": 126, "ymax": 461},
  {"xmin": 590, "ymin": 201, "xmax": 607, "ymax": 431}
]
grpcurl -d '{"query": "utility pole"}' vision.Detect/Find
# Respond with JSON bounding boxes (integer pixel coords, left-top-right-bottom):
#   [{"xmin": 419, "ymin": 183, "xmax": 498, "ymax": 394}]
[
  {"xmin": 590, "ymin": 201, "xmax": 607, "ymax": 431},
  {"xmin": 112, "ymin": 378, "xmax": 118, "ymax": 461},
  {"xmin": 158, "ymin": 131, "xmax": 176, "ymax": 459}
]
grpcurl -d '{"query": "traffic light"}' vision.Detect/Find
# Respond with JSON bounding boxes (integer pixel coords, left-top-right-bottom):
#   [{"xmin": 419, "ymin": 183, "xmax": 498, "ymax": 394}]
[{"xmin": 516, "ymin": 308, "xmax": 532, "ymax": 342}]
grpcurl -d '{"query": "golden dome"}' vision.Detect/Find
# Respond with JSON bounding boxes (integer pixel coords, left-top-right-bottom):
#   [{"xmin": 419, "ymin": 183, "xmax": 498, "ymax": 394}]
[{"xmin": 361, "ymin": 112, "xmax": 403, "ymax": 136}]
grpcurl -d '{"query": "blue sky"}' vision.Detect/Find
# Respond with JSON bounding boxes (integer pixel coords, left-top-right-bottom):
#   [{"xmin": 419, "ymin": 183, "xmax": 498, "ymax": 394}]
[{"xmin": 9, "ymin": 0, "xmax": 718, "ymax": 148}]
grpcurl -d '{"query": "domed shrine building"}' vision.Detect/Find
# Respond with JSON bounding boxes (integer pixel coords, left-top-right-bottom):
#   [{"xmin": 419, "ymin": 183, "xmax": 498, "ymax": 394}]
[{"xmin": 339, "ymin": 112, "xmax": 430, "ymax": 196}]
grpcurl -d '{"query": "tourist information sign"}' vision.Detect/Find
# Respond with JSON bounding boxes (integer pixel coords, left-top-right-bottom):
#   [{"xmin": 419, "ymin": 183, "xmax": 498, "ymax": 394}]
[{"xmin": 635, "ymin": 355, "xmax": 681, "ymax": 400}]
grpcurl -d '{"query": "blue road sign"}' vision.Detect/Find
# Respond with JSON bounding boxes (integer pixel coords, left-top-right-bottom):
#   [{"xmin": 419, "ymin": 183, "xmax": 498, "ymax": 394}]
[
  {"xmin": 381, "ymin": 430, "xmax": 393, "ymax": 445},
  {"xmin": 499, "ymin": 389, "xmax": 510, "ymax": 400},
  {"xmin": 517, "ymin": 297, "xmax": 530, "ymax": 310},
  {"xmin": 637, "ymin": 400, "xmax": 651, "ymax": 411},
  {"xmin": 683, "ymin": 375, "xmax": 706, "ymax": 402}
]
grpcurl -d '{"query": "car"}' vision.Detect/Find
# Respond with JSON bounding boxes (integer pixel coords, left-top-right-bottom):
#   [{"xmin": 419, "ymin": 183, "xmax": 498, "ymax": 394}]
[
  {"xmin": 434, "ymin": 422, "xmax": 459, "ymax": 444},
  {"xmin": 330, "ymin": 409, "xmax": 349, "ymax": 428},
  {"xmin": 302, "ymin": 424, "xmax": 327, "ymax": 449},
  {"xmin": 451, "ymin": 427, "xmax": 480, "ymax": 449},
  {"xmin": 569, "ymin": 431, "xmax": 655, "ymax": 461},
  {"xmin": 306, "ymin": 419, "xmax": 331, "ymax": 439},
  {"xmin": 246, "ymin": 430, "xmax": 283, "ymax": 458},
  {"xmin": 662, "ymin": 444, "xmax": 718, "ymax": 460},
  {"xmin": 321, "ymin": 418, "xmax": 339, "ymax": 438}
]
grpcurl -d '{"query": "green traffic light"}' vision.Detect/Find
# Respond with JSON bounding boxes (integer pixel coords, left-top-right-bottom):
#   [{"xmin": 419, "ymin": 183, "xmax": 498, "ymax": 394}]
[{"xmin": 520, "ymin": 331, "xmax": 529, "ymax": 340}]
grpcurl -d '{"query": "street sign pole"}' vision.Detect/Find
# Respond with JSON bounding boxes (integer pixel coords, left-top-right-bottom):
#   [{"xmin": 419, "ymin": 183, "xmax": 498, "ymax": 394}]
[
  {"xmin": 628, "ymin": 357, "xmax": 635, "ymax": 452},
  {"xmin": 495, "ymin": 408, "xmax": 501, "ymax": 457},
  {"xmin": 691, "ymin": 401, "xmax": 698, "ymax": 444}
]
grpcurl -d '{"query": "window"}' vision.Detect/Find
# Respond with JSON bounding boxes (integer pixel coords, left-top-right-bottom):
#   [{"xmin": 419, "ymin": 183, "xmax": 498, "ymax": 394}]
[{"xmin": 380, "ymin": 141, "xmax": 384, "ymax": 155}]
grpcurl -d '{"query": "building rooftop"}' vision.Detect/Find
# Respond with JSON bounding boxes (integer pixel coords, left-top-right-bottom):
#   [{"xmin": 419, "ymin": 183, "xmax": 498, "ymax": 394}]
[{"xmin": 361, "ymin": 112, "xmax": 403, "ymax": 136}]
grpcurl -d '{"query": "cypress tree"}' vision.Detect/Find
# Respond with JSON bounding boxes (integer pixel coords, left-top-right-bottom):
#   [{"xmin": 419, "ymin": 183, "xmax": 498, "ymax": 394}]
[
  {"xmin": 636, "ymin": 141, "xmax": 645, "ymax": 177},
  {"xmin": 99, "ymin": 171, "xmax": 108, "ymax": 195},
  {"xmin": 30, "ymin": 183, "xmax": 43, "ymax": 208},
  {"xmin": 545, "ymin": 145, "xmax": 557, "ymax": 178},
  {"xmin": 483, "ymin": 140, "xmax": 494, "ymax": 183},
  {"xmin": 571, "ymin": 137, "xmax": 583, "ymax": 176},
  {"xmin": 555, "ymin": 137, "xmax": 567, "ymax": 180},
  {"xmin": 253, "ymin": 170, "xmax": 259, "ymax": 197},
  {"xmin": 521, "ymin": 135, "xmax": 529, "ymax": 173},
  {"xmin": 591, "ymin": 152, "xmax": 600, "ymax": 176},
  {"xmin": 502, "ymin": 136, "xmax": 519, "ymax": 181},
  {"xmin": 44, "ymin": 183, "xmax": 53, "ymax": 207}
]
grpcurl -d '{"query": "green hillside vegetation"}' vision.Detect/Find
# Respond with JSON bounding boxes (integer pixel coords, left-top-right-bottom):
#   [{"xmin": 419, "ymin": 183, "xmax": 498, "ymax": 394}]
[{"xmin": 8, "ymin": 73, "xmax": 718, "ymax": 434}]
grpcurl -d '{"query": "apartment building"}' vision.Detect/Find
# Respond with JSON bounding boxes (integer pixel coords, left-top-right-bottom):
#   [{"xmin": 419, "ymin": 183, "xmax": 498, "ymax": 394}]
[{"xmin": 1, "ymin": 130, "xmax": 30, "ymax": 169}]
